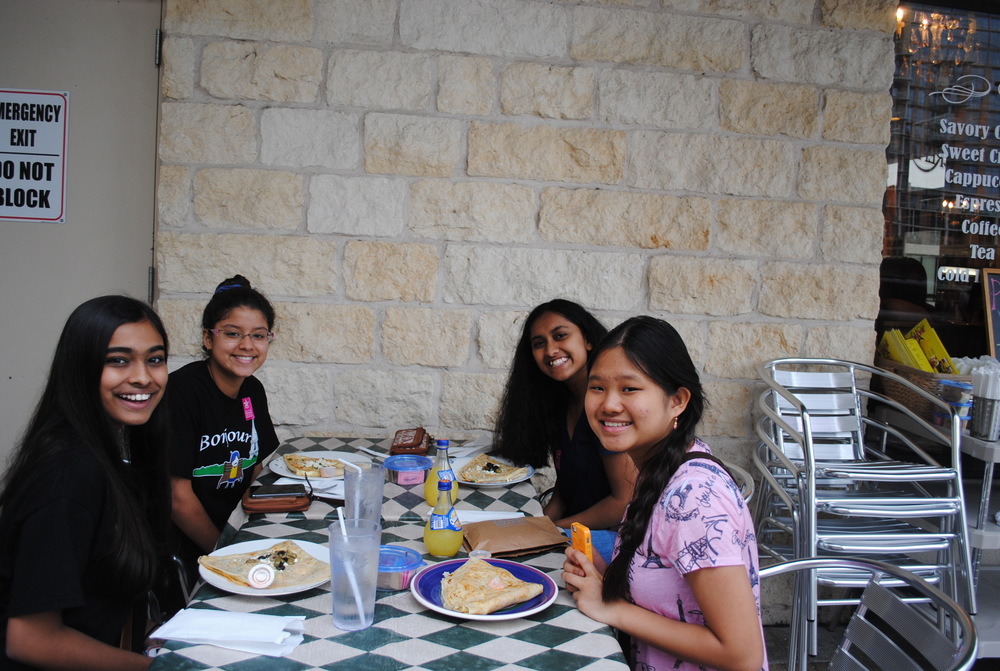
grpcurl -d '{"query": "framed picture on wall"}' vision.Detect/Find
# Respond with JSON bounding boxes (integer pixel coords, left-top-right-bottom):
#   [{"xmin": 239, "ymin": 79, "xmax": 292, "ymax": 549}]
[{"xmin": 983, "ymin": 269, "xmax": 1000, "ymax": 358}]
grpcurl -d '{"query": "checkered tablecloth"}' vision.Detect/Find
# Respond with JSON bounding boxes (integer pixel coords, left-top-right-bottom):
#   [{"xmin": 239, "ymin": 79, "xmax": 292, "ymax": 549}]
[{"xmin": 150, "ymin": 436, "xmax": 629, "ymax": 670}]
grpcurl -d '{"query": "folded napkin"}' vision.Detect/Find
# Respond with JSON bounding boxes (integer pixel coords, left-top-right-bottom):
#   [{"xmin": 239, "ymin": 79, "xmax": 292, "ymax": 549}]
[
  {"xmin": 456, "ymin": 510, "xmax": 524, "ymax": 524},
  {"xmin": 153, "ymin": 608, "xmax": 305, "ymax": 656}
]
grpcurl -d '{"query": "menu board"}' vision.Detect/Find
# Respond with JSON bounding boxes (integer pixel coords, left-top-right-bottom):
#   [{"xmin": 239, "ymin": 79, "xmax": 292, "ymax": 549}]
[{"xmin": 984, "ymin": 269, "xmax": 1000, "ymax": 358}]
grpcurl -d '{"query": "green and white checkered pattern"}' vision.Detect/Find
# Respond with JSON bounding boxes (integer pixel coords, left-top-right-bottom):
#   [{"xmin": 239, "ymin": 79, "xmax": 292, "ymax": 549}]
[{"xmin": 150, "ymin": 437, "xmax": 629, "ymax": 671}]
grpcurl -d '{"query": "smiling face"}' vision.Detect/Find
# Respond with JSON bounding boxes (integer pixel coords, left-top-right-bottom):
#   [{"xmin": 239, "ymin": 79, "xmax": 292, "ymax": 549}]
[
  {"xmin": 529, "ymin": 311, "xmax": 592, "ymax": 391},
  {"xmin": 100, "ymin": 320, "xmax": 168, "ymax": 427},
  {"xmin": 203, "ymin": 306, "xmax": 271, "ymax": 397},
  {"xmin": 585, "ymin": 346, "xmax": 690, "ymax": 462}
]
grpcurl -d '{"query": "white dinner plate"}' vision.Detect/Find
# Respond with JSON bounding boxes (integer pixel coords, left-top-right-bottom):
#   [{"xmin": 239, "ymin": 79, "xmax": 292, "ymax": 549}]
[
  {"xmin": 409, "ymin": 558, "xmax": 558, "ymax": 621},
  {"xmin": 452, "ymin": 455, "xmax": 535, "ymax": 488},
  {"xmin": 268, "ymin": 451, "xmax": 372, "ymax": 480},
  {"xmin": 198, "ymin": 539, "xmax": 330, "ymax": 597}
]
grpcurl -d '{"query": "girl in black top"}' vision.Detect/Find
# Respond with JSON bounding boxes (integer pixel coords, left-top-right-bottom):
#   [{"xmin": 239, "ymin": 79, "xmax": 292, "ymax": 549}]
[{"xmin": 0, "ymin": 296, "xmax": 171, "ymax": 670}]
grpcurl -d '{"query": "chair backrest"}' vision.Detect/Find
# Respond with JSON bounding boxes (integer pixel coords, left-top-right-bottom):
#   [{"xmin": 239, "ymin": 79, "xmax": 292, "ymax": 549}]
[{"xmin": 760, "ymin": 557, "xmax": 978, "ymax": 671}]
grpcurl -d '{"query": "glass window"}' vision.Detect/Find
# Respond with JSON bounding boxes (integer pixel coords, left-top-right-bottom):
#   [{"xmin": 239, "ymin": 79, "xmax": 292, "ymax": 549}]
[{"xmin": 885, "ymin": 2, "xmax": 1000, "ymax": 356}]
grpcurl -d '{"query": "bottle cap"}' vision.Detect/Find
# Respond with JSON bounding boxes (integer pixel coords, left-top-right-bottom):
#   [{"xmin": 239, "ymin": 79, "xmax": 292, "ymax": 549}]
[
  {"xmin": 438, "ymin": 479, "xmax": 453, "ymax": 490},
  {"xmin": 247, "ymin": 562, "xmax": 276, "ymax": 589},
  {"xmin": 436, "ymin": 439, "xmax": 449, "ymax": 448}
]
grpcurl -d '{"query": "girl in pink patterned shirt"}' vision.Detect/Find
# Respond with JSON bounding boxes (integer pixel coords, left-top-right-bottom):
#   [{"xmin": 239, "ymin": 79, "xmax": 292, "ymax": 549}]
[{"xmin": 563, "ymin": 316, "xmax": 767, "ymax": 671}]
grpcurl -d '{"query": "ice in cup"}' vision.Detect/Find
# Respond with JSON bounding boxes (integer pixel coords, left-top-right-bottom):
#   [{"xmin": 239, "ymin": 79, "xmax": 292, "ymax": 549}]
[
  {"xmin": 328, "ymin": 518, "xmax": 381, "ymax": 631},
  {"xmin": 344, "ymin": 462, "xmax": 386, "ymax": 522}
]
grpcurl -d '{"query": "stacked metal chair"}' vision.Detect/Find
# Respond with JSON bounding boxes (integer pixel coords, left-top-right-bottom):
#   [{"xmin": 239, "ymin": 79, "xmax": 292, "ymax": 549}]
[
  {"xmin": 752, "ymin": 358, "xmax": 976, "ymax": 660},
  {"xmin": 761, "ymin": 557, "xmax": 977, "ymax": 671}
]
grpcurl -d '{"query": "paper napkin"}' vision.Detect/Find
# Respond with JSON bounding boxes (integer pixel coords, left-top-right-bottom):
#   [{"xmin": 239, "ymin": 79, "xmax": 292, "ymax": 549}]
[{"xmin": 153, "ymin": 609, "xmax": 305, "ymax": 656}]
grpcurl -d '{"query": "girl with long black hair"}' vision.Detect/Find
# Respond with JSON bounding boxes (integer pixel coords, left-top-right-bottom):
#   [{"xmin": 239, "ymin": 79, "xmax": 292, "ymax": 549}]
[
  {"xmin": 0, "ymin": 296, "xmax": 171, "ymax": 669},
  {"xmin": 562, "ymin": 316, "xmax": 766, "ymax": 671}
]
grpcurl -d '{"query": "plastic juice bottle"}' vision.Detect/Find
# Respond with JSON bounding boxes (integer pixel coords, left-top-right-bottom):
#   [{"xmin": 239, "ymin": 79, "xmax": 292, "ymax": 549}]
[
  {"xmin": 424, "ymin": 439, "xmax": 459, "ymax": 505},
  {"xmin": 424, "ymin": 479, "xmax": 464, "ymax": 558}
]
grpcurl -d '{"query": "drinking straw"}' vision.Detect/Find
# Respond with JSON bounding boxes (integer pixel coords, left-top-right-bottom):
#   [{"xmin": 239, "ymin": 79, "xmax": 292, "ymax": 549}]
[
  {"xmin": 343, "ymin": 460, "xmax": 362, "ymax": 472},
  {"xmin": 336, "ymin": 506, "xmax": 366, "ymax": 622}
]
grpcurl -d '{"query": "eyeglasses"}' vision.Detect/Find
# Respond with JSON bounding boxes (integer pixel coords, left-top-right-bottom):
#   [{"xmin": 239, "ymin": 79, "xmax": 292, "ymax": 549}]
[{"xmin": 208, "ymin": 329, "xmax": 275, "ymax": 344}]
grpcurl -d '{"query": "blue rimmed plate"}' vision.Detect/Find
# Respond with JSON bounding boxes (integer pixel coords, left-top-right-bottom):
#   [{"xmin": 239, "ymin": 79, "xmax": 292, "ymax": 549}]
[{"xmin": 409, "ymin": 558, "xmax": 558, "ymax": 621}]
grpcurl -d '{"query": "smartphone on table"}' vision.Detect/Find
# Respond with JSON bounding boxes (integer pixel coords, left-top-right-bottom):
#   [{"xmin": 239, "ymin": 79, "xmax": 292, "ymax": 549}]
[{"xmin": 249, "ymin": 484, "xmax": 308, "ymax": 499}]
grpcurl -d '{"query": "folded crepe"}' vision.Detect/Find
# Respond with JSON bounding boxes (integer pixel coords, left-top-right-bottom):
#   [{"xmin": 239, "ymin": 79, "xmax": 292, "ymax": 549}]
[
  {"xmin": 440, "ymin": 557, "xmax": 544, "ymax": 615},
  {"xmin": 199, "ymin": 540, "xmax": 328, "ymax": 590},
  {"xmin": 459, "ymin": 454, "xmax": 529, "ymax": 483}
]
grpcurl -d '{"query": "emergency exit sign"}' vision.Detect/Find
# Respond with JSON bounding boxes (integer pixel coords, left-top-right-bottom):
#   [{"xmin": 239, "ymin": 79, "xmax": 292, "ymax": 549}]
[{"xmin": 0, "ymin": 89, "xmax": 68, "ymax": 223}]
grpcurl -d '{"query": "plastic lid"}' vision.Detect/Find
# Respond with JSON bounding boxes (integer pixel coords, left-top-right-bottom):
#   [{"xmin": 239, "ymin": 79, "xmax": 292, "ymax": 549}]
[
  {"xmin": 436, "ymin": 439, "xmax": 450, "ymax": 447},
  {"xmin": 384, "ymin": 455, "xmax": 433, "ymax": 471},
  {"xmin": 378, "ymin": 545, "xmax": 424, "ymax": 573},
  {"xmin": 940, "ymin": 380, "xmax": 974, "ymax": 389},
  {"xmin": 438, "ymin": 479, "xmax": 453, "ymax": 490}
]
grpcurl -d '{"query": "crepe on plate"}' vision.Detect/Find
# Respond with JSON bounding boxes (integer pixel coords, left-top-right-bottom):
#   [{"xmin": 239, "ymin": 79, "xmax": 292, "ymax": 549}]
[
  {"xmin": 198, "ymin": 540, "xmax": 328, "ymax": 589},
  {"xmin": 283, "ymin": 453, "xmax": 347, "ymax": 477},
  {"xmin": 440, "ymin": 557, "xmax": 544, "ymax": 615},
  {"xmin": 459, "ymin": 454, "xmax": 529, "ymax": 484}
]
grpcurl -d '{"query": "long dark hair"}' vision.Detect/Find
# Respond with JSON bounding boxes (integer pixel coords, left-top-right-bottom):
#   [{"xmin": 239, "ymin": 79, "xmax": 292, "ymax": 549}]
[
  {"xmin": 201, "ymin": 275, "xmax": 275, "ymax": 354},
  {"xmin": 595, "ymin": 316, "xmax": 706, "ymax": 602},
  {"xmin": 0, "ymin": 296, "xmax": 171, "ymax": 597},
  {"xmin": 492, "ymin": 299, "xmax": 607, "ymax": 468}
]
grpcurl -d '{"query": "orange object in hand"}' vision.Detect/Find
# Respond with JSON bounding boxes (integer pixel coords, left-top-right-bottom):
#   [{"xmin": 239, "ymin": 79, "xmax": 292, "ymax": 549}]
[{"xmin": 571, "ymin": 522, "xmax": 593, "ymax": 562}]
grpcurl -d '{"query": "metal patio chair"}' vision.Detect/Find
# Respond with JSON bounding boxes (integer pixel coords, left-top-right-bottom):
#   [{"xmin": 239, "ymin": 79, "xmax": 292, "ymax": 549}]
[{"xmin": 761, "ymin": 556, "xmax": 977, "ymax": 671}]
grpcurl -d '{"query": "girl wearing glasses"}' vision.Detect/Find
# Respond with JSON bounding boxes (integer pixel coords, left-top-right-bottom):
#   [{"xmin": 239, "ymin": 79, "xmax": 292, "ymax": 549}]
[
  {"xmin": 166, "ymin": 275, "xmax": 279, "ymax": 602},
  {"xmin": 1, "ymin": 296, "xmax": 170, "ymax": 669},
  {"xmin": 562, "ymin": 317, "xmax": 765, "ymax": 671}
]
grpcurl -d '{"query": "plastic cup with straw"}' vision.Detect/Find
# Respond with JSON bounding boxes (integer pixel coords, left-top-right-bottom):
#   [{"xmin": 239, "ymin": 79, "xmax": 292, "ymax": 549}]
[{"xmin": 329, "ymin": 506, "xmax": 379, "ymax": 630}]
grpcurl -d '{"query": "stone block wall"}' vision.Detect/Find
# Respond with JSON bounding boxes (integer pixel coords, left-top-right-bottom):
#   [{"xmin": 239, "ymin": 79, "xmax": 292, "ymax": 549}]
[{"xmin": 156, "ymin": 0, "xmax": 896, "ymax": 467}]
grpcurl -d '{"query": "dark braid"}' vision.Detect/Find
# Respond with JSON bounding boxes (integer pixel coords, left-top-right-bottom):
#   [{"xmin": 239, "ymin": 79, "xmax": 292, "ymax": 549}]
[{"xmin": 591, "ymin": 316, "xmax": 706, "ymax": 602}]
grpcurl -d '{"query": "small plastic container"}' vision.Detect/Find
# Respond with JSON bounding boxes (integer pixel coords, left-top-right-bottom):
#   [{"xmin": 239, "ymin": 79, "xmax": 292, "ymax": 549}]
[
  {"xmin": 939, "ymin": 379, "xmax": 973, "ymax": 405},
  {"xmin": 385, "ymin": 455, "xmax": 433, "ymax": 486},
  {"xmin": 377, "ymin": 544, "xmax": 424, "ymax": 591}
]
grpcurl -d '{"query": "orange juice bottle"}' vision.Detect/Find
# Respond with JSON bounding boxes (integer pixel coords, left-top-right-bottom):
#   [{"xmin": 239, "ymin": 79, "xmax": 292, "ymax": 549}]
[
  {"xmin": 424, "ymin": 439, "xmax": 459, "ymax": 505},
  {"xmin": 424, "ymin": 480, "xmax": 464, "ymax": 558}
]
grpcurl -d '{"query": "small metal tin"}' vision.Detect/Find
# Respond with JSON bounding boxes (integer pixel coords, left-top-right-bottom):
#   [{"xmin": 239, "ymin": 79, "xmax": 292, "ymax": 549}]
[
  {"xmin": 377, "ymin": 544, "xmax": 425, "ymax": 590},
  {"xmin": 384, "ymin": 455, "xmax": 433, "ymax": 486}
]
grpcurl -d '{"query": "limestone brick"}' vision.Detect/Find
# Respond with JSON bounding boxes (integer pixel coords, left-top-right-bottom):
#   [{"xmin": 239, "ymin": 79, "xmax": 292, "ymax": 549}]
[
  {"xmin": 156, "ymin": 298, "xmax": 203, "ymax": 359},
  {"xmin": 599, "ymin": 70, "xmax": 714, "ymax": 129},
  {"xmin": 823, "ymin": 90, "xmax": 892, "ymax": 145},
  {"xmin": 700, "ymin": 380, "xmax": 752, "ymax": 438},
  {"xmin": 821, "ymin": 0, "xmax": 897, "ymax": 33},
  {"xmin": 821, "ymin": 206, "xmax": 884, "ymax": 265},
  {"xmin": 539, "ymin": 188, "xmax": 710, "ymax": 250},
  {"xmin": 399, "ymin": 0, "xmax": 568, "ymax": 59},
  {"xmin": 804, "ymin": 325, "xmax": 878, "ymax": 363},
  {"xmin": 159, "ymin": 102, "xmax": 257, "ymax": 164},
  {"xmin": 383, "ymin": 307, "xmax": 473, "ymax": 366},
  {"xmin": 278, "ymin": 303, "xmax": 374, "ymax": 363},
  {"xmin": 307, "ymin": 175, "xmax": 407, "ymax": 237},
  {"xmin": 571, "ymin": 8, "xmax": 744, "ymax": 72},
  {"xmin": 798, "ymin": 146, "xmax": 887, "ymax": 205},
  {"xmin": 759, "ymin": 262, "xmax": 880, "ymax": 321},
  {"xmin": 443, "ymin": 247, "xmax": 644, "ymax": 311},
  {"xmin": 438, "ymin": 56, "xmax": 495, "ymax": 116},
  {"xmin": 409, "ymin": 180, "xmax": 537, "ymax": 243},
  {"xmin": 327, "ymin": 51, "xmax": 434, "ymax": 111},
  {"xmin": 705, "ymin": 321, "xmax": 804, "ymax": 379},
  {"xmin": 343, "ymin": 241, "xmax": 438, "ymax": 302},
  {"xmin": 156, "ymin": 232, "xmax": 337, "ymax": 297},
  {"xmin": 334, "ymin": 368, "xmax": 436, "ymax": 427},
  {"xmin": 751, "ymin": 25, "xmax": 895, "ymax": 90},
  {"xmin": 649, "ymin": 256, "xmax": 757, "ymax": 316},
  {"xmin": 440, "ymin": 372, "xmax": 506, "ymax": 430},
  {"xmin": 477, "ymin": 310, "xmax": 527, "ymax": 370},
  {"xmin": 500, "ymin": 63, "xmax": 595, "ymax": 120},
  {"xmin": 715, "ymin": 200, "xmax": 818, "ymax": 259},
  {"xmin": 257, "ymin": 365, "xmax": 333, "ymax": 425},
  {"xmin": 161, "ymin": 37, "xmax": 195, "ymax": 100},
  {"xmin": 315, "ymin": 0, "xmax": 396, "ymax": 46},
  {"xmin": 662, "ymin": 0, "xmax": 812, "ymax": 23},
  {"xmin": 261, "ymin": 108, "xmax": 361, "ymax": 170},
  {"xmin": 364, "ymin": 113, "xmax": 463, "ymax": 177},
  {"xmin": 164, "ymin": 0, "xmax": 311, "ymax": 41},
  {"xmin": 720, "ymin": 80, "xmax": 818, "ymax": 139},
  {"xmin": 201, "ymin": 42, "xmax": 322, "ymax": 103},
  {"xmin": 468, "ymin": 122, "xmax": 625, "ymax": 184},
  {"xmin": 628, "ymin": 131, "xmax": 795, "ymax": 197},
  {"xmin": 157, "ymin": 165, "xmax": 191, "ymax": 227},
  {"xmin": 193, "ymin": 169, "xmax": 303, "ymax": 230}
]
